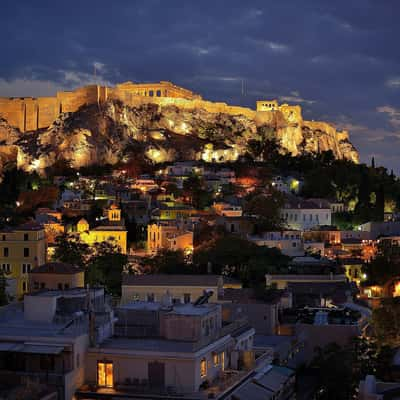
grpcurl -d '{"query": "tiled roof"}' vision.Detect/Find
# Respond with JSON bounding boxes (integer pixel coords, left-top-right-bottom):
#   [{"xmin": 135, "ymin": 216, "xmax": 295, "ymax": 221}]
[
  {"xmin": 31, "ymin": 262, "xmax": 83, "ymax": 274},
  {"xmin": 14, "ymin": 221, "xmax": 44, "ymax": 231},
  {"xmin": 122, "ymin": 274, "xmax": 222, "ymax": 287}
]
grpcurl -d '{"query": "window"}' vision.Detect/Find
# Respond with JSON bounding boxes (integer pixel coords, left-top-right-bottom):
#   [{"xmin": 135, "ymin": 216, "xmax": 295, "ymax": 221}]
[
  {"xmin": 156, "ymin": 90, "xmax": 161, "ymax": 97},
  {"xmin": 2, "ymin": 235, "xmax": 5, "ymax": 241},
  {"xmin": 292, "ymin": 242, "xmax": 297, "ymax": 247},
  {"xmin": 184, "ymin": 293, "xmax": 191, "ymax": 304},
  {"xmin": 64, "ymin": 283, "xmax": 69, "ymax": 290},
  {"xmin": 22, "ymin": 263, "xmax": 31, "ymax": 274},
  {"xmin": 200, "ymin": 358, "xmax": 207, "ymax": 378},
  {"xmin": 3, "ymin": 248, "xmax": 8, "ymax": 257},
  {"xmin": 22, "ymin": 281, "xmax": 27, "ymax": 292},
  {"xmin": 213, "ymin": 352, "xmax": 219, "ymax": 366},
  {"xmin": 76, "ymin": 353, "xmax": 80, "ymax": 368},
  {"xmin": 24, "ymin": 233, "xmax": 29, "ymax": 241},
  {"xmin": 2, "ymin": 264, "xmax": 10, "ymax": 273},
  {"xmin": 34, "ymin": 282, "xmax": 39, "ymax": 290},
  {"xmin": 147, "ymin": 293, "xmax": 155, "ymax": 302},
  {"xmin": 41, "ymin": 282, "xmax": 45, "ymax": 289},
  {"xmin": 23, "ymin": 248, "xmax": 29, "ymax": 257},
  {"xmin": 58, "ymin": 283, "xmax": 63, "ymax": 290},
  {"xmin": 97, "ymin": 361, "xmax": 113, "ymax": 388}
]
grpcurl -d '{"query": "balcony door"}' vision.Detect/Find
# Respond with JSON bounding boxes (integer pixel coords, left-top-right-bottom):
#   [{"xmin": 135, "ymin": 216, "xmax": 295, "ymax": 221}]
[{"xmin": 97, "ymin": 361, "xmax": 113, "ymax": 388}]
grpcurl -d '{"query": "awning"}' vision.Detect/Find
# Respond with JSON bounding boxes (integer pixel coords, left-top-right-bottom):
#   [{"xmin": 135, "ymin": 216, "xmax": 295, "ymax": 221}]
[
  {"xmin": 16, "ymin": 344, "xmax": 64, "ymax": 355},
  {"xmin": 0, "ymin": 342, "xmax": 23, "ymax": 352},
  {"xmin": 0, "ymin": 342, "xmax": 64, "ymax": 354}
]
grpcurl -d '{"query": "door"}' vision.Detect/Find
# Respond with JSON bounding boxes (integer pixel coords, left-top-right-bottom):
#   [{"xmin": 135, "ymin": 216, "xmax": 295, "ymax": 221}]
[
  {"xmin": 148, "ymin": 361, "xmax": 165, "ymax": 388},
  {"xmin": 97, "ymin": 361, "xmax": 113, "ymax": 388}
]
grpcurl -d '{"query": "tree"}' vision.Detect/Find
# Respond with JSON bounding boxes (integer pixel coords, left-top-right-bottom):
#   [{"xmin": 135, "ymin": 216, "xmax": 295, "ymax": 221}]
[
  {"xmin": 53, "ymin": 234, "xmax": 90, "ymax": 266},
  {"xmin": 311, "ymin": 343, "xmax": 354, "ymax": 399},
  {"xmin": 140, "ymin": 249, "xmax": 188, "ymax": 274},
  {"xmin": 243, "ymin": 189, "xmax": 285, "ymax": 231},
  {"xmin": 310, "ymin": 338, "xmax": 390, "ymax": 400},
  {"xmin": 193, "ymin": 235, "xmax": 289, "ymax": 285},
  {"xmin": 371, "ymin": 298, "xmax": 400, "ymax": 345},
  {"xmin": 182, "ymin": 173, "xmax": 212, "ymax": 209},
  {"xmin": 86, "ymin": 241, "xmax": 128, "ymax": 296},
  {"xmin": 371, "ymin": 156, "xmax": 375, "ymax": 168}
]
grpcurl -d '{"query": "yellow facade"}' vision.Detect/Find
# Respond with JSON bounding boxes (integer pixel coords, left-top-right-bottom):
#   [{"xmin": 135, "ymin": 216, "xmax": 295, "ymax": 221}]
[
  {"xmin": 76, "ymin": 205, "xmax": 127, "ymax": 254},
  {"xmin": 147, "ymin": 223, "xmax": 193, "ymax": 253},
  {"xmin": 0, "ymin": 224, "xmax": 46, "ymax": 298},
  {"xmin": 343, "ymin": 262, "xmax": 364, "ymax": 284}
]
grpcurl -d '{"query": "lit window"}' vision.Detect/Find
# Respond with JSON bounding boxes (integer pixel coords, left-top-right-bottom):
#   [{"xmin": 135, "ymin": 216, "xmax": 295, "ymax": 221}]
[
  {"xmin": 97, "ymin": 361, "xmax": 113, "ymax": 388},
  {"xmin": 200, "ymin": 358, "xmax": 207, "ymax": 378},
  {"xmin": 213, "ymin": 352, "xmax": 219, "ymax": 366}
]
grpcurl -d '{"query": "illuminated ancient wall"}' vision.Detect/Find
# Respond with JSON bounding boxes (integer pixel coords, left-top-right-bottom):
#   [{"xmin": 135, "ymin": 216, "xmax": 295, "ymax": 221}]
[{"xmin": 0, "ymin": 81, "xmax": 204, "ymax": 132}]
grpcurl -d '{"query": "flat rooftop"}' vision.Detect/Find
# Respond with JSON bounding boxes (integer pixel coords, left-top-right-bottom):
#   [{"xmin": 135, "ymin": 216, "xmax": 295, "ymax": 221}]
[
  {"xmin": 0, "ymin": 306, "xmax": 85, "ymax": 339},
  {"xmin": 118, "ymin": 301, "xmax": 218, "ymax": 316},
  {"xmin": 93, "ymin": 337, "xmax": 196, "ymax": 353}
]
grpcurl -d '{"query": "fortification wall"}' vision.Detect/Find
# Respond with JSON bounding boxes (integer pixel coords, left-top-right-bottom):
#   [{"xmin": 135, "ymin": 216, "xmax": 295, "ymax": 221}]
[
  {"xmin": 0, "ymin": 82, "xmax": 206, "ymax": 132},
  {"xmin": 0, "ymin": 97, "xmax": 24, "ymax": 131},
  {"xmin": 110, "ymin": 93, "xmax": 257, "ymax": 119}
]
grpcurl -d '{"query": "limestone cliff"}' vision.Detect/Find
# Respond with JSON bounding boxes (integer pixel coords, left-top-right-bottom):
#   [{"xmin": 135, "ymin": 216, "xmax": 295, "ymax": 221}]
[{"xmin": 0, "ymin": 97, "xmax": 359, "ymax": 176}]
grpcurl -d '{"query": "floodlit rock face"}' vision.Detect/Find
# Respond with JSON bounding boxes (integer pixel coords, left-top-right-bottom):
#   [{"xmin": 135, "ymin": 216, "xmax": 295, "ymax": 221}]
[{"xmin": 0, "ymin": 93, "xmax": 359, "ymax": 175}]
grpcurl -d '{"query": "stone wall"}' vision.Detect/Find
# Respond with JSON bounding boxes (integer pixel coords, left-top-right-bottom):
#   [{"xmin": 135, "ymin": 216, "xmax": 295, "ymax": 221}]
[{"xmin": 0, "ymin": 81, "xmax": 204, "ymax": 132}]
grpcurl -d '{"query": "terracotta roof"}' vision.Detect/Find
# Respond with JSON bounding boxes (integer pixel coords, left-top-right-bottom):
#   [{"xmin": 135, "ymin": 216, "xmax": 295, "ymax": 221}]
[
  {"xmin": 284, "ymin": 195, "xmax": 331, "ymax": 210},
  {"xmin": 122, "ymin": 274, "xmax": 223, "ymax": 287},
  {"xmin": 31, "ymin": 262, "xmax": 84, "ymax": 274}
]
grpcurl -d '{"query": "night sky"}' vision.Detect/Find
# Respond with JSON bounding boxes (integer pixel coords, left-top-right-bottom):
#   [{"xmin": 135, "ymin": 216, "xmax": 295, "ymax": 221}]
[{"xmin": 1, "ymin": 1, "xmax": 399, "ymax": 173}]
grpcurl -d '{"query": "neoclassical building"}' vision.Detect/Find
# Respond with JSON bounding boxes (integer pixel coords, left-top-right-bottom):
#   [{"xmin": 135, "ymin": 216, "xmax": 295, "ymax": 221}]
[{"xmin": 76, "ymin": 204, "xmax": 127, "ymax": 254}]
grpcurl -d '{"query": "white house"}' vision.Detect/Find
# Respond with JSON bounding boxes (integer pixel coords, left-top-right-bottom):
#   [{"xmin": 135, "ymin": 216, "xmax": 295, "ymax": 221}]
[{"xmin": 281, "ymin": 197, "xmax": 332, "ymax": 230}]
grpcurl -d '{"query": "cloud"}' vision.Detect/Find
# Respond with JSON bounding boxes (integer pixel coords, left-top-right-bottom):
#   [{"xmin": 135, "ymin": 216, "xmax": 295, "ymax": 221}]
[
  {"xmin": 247, "ymin": 38, "xmax": 290, "ymax": 53},
  {"xmin": 376, "ymin": 105, "xmax": 400, "ymax": 127},
  {"xmin": 0, "ymin": 64, "xmax": 113, "ymax": 97},
  {"xmin": 60, "ymin": 68, "xmax": 112, "ymax": 87},
  {"xmin": 279, "ymin": 91, "xmax": 315, "ymax": 105},
  {"xmin": 0, "ymin": 78, "xmax": 63, "ymax": 97},
  {"xmin": 265, "ymin": 41, "xmax": 290, "ymax": 53},
  {"xmin": 386, "ymin": 77, "xmax": 400, "ymax": 88},
  {"xmin": 93, "ymin": 61, "xmax": 106, "ymax": 73}
]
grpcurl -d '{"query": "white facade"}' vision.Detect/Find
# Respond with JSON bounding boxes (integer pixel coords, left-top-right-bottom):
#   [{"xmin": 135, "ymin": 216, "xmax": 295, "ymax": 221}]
[
  {"xmin": 281, "ymin": 207, "xmax": 331, "ymax": 230},
  {"xmin": 249, "ymin": 231, "xmax": 304, "ymax": 257}
]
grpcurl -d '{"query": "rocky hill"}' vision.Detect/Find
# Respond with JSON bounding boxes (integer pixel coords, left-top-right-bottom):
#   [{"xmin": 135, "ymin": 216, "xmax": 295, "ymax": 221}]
[{"xmin": 0, "ymin": 99, "xmax": 358, "ymax": 176}]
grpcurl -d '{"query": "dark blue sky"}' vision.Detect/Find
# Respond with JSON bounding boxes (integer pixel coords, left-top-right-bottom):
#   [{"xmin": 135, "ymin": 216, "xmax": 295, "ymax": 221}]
[{"xmin": 1, "ymin": 0, "xmax": 399, "ymax": 172}]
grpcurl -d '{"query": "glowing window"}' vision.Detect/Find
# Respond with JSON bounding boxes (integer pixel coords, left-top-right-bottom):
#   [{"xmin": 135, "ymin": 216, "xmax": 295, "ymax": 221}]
[
  {"xmin": 200, "ymin": 358, "xmax": 207, "ymax": 378},
  {"xmin": 213, "ymin": 352, "xmax": 219, "ymax": 366},
  {"xmin": 97, "ymin": 361, "xmax": 113, "ymax": 388}
]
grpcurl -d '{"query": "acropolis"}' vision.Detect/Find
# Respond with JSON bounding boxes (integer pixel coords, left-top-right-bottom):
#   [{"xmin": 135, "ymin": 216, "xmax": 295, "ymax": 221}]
[{"xmin": 0, "ymin": 80, "xmax": 301, "ymax": 133}]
